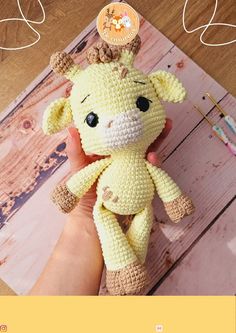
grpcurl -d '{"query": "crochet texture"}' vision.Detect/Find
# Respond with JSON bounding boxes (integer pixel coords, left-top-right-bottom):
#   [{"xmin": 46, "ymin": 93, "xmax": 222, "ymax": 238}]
[{"xmin": 42, "ymin": 35, "xmax": 194, "ymax": 295}]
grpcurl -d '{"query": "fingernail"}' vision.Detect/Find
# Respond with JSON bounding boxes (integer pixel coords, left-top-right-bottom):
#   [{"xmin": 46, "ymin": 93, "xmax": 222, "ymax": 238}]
[{"xmin": 148, "ymin": 152, "xmax": 161, "ymax": 167}]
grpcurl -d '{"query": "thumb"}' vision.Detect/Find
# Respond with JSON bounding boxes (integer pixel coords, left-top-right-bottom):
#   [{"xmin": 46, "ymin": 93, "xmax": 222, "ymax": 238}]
[{"xmin": 147, "ymin": 151, "xmax": 161, "ymax": 167}]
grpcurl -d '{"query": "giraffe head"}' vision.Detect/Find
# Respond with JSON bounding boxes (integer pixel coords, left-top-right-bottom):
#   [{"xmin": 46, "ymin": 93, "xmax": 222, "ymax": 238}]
[{"xmin": 43, "ymin": 35, "xmax": 186, "ymax": 156}]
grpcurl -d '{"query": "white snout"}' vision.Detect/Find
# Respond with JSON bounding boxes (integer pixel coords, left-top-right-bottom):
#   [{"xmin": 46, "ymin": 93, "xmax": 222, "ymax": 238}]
[{"xmin": 102, "ymin": 109, "xmax": 143, "ymax": 149}]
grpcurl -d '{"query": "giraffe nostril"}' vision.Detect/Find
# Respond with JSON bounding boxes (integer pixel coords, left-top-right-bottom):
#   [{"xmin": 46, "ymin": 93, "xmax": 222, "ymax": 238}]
[{"xmin": 107, "ymin": 120, "xmax": 113, "ymax": 128}]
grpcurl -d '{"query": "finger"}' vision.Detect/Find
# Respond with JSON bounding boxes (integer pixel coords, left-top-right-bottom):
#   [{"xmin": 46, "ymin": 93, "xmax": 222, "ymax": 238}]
[
  {"xmin": 66, "ymin": 127, "xmax": 88, "ymax": 172},
  {"xmin": 160, "ymin": 118, "xmax": 173, "ymax": 139},
  {"xmin": 147, "ymin": 152, "xmax": 161, "ymax": 167},
  {"xmin": 87, "ymin": 155, "xmax": 104, "ymax": 164},
  {"xmin": 147, "ymin": 118, "xmax": 172, "ymax": 153}
]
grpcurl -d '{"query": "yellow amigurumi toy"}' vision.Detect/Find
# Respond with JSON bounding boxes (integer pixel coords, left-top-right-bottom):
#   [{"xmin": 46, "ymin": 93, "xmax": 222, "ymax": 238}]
[{"xmin": 42, "ymin": 35, "xmax": 194, "ymax": 296}]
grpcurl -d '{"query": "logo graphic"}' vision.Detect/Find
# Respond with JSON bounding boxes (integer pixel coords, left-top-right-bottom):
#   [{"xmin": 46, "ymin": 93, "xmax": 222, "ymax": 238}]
[
  {"xmin": 0, "ymin": 325, "xmax": 7, "ymax": 332},
  {"xmin": 97, "ymin": 2, "xmax": 139, "ymax": 45},
  {"xmin": 155, "ymin": 324, "xmax": 164, "ymax": 332}
]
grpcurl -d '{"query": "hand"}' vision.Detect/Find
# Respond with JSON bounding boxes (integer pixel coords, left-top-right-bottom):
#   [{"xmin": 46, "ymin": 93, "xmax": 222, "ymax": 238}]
[{"xmin": 29, "ymin": 119, "xmax": 172, "ymax": 295}]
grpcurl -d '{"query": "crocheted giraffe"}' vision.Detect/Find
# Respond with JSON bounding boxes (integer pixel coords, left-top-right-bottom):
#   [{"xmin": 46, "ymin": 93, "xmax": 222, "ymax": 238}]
[{"xmin": 42, "ymin": 35, "xmax": 194, "ymax": 295}]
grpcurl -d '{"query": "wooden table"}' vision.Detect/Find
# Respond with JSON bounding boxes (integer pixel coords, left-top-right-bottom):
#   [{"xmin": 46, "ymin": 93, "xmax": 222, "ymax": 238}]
[
  {"xmin": 0, "ymin": 0, "xmax": 235, "ymax": 295},
  {"xmin": 0, "ymin": 0, "xmax": 235, "ymax": 111}
]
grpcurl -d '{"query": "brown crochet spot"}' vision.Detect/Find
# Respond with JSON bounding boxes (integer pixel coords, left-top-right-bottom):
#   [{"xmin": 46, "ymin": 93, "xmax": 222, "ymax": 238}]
[
  {"xmin": 120, "ymin": 67, "xmax": 129, "ymax": 79},
  {"xmin": 102, "ymin": 189, "xmax": 113, "ymax": 201},
  {"xmin": 112, "ymin": 195, "xmax": 119, "ymax": 203},
  {"xmin": 102, "ymin": 186, "xmax": 109, "ymax": 192}
]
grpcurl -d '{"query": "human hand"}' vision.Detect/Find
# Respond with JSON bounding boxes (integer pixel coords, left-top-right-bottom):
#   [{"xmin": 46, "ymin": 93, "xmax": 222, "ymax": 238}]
[{"xmin": 29, "ymin": 119, "xmax": 172, "ymax": 295}]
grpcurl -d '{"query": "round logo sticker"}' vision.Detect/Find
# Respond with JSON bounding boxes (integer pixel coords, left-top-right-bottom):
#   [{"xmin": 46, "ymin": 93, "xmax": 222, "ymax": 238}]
[{"xmin": 96, "ymin": 2, "xmax": 140, "ymax": 46}]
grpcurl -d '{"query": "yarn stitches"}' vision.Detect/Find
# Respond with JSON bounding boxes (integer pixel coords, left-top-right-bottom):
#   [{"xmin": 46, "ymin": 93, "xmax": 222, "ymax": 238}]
[{"xmin": 42, "ymin": 35, "xmax": 195, "ymax": 295}]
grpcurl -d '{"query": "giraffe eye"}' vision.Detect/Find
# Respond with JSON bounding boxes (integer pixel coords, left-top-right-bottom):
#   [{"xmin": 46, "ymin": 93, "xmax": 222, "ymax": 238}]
[
  {"xmin": 136, "ymin": 96, "xmax": 152, "ymax": 112},
  {"xmin": 85, "ymin": 112, "xmax": 99, "ymax": 127}
]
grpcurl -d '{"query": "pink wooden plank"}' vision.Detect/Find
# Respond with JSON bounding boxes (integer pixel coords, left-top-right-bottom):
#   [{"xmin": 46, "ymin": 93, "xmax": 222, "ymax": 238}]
[
  {"xmin": 0, "ymin": 162, "xmax": 69, "ymax": 294},
  {"xmin": 150, "ymin": 46, "xmax": 227, "ymax": 160},
  {"xmin": 154, "ymin": 200, "xmax": 236, "ymax": 295},
  {"xmin": 140, "ymin": 94, "xmax": 236, "ymax": 294}
]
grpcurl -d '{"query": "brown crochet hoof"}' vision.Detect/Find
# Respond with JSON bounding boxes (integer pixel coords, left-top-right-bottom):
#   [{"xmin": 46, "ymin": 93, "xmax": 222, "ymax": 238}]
[
  {"xmin": 106, "ymin": 262, "xmax": 148, "ymax": 296},
  {"xmin": 51, "ymin": 184, "xmax": 78, "ymax": 213},
  {"xmin": 164, "ymin": 194, "xmax": 195, "ymax": 223}
]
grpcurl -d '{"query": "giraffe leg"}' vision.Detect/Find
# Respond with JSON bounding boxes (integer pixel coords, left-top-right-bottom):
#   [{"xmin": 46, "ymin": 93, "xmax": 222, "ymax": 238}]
[
  {"xmin": 93, "ymin": 202, "xmax": 147, "ymax": 295},
  {"xmin": 126, "ymin": 204, "xmax": 153, "ymax": 264}
]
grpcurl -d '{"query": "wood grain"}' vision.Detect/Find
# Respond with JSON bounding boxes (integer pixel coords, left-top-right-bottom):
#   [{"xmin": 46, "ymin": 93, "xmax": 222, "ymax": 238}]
[
  {"xmin": 0, "ymin": 0, "xmax": 235, "ymax": 114},
  {"xmin": 0, "ymin": 163, "xmax": 68, "ymax": 294},
  {"xmin": 155, "ymin": 200, "xmax": 236, "ymax": 295}
]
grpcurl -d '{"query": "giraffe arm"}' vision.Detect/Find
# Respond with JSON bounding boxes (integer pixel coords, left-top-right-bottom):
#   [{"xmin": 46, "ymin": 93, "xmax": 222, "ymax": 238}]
[
  {"xmin": 52, "ymin": 157, "xmax": 112, "ymax": 213},
  {"xmin": 145, "ymin": 161, "xmax": 194, "ymax": 223}
]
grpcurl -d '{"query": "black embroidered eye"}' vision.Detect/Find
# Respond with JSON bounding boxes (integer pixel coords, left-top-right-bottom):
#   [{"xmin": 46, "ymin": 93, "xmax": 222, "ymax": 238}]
[
  {"xmin": 85, "ymin": 112, "xmax": 99, "ymax": 127},
  {"xmin": 136, "ymin": 96, "xmax": 152, "ymax": 112}
]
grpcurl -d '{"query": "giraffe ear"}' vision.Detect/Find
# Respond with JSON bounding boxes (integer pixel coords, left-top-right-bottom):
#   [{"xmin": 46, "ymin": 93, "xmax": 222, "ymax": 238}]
[
  {"xmin": 42, "ymin": 98, "xmax": 73, "ymax": 135},
  {"xmin": 149, "ymin": 70, "xmax": 187, "ymax": 103}
]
